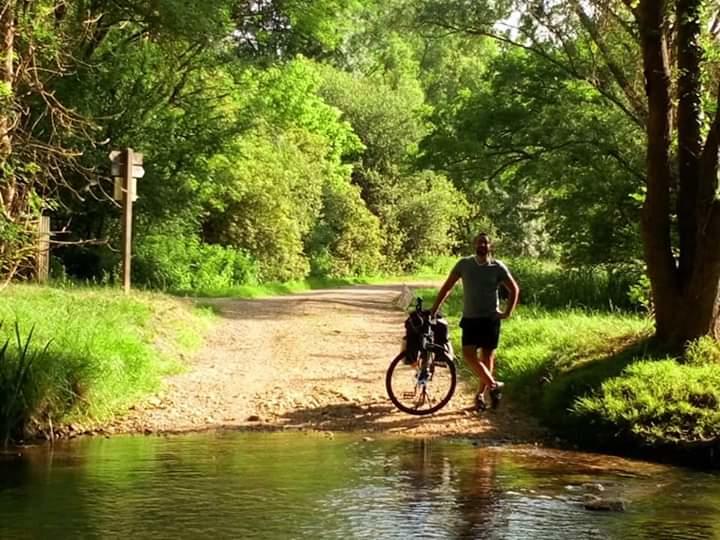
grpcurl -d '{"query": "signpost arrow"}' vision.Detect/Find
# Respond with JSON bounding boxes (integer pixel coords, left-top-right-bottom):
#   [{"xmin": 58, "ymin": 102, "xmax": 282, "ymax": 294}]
[{"xmin": 109, "ymin": 150, "xmax": 123, "ymax": 176}]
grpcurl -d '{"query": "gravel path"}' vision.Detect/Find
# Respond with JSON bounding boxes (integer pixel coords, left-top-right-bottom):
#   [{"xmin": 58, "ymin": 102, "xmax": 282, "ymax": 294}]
[{"xmin": 112, "ymin": 284, "xmax": 547, "ymax": 442}]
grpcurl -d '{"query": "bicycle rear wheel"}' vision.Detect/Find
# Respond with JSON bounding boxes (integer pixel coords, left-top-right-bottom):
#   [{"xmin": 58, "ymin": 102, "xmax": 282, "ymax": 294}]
[{"xmin": 385, "ymin": 352, "xmax": 457, "ymax": 415}]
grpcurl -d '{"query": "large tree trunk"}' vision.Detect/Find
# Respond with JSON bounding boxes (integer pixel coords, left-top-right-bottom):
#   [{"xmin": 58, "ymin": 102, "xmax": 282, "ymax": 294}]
[
  {"xmin": 636, "ymin": 1, "xmax": 678, "ymax": 342},
  {"xmin": 0, "ymin": 1, "xmax": 14, "ymax": 153},
  {"xmin": 0, "ymin": 0, "xmax": 15, "ymax": 209},
  {"xmin": 637, "ymin": 0, "xmax": 720, "ymax": 349},
  {"xmin": 0, "ymin": 0, "xmax": 16, "ymax": 285}
]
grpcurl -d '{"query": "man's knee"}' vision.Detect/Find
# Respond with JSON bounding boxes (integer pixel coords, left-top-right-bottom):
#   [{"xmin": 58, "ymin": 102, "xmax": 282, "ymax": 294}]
[{"xmin": 479, "ymin": 348, "xmax": 496, "ymax": 362}]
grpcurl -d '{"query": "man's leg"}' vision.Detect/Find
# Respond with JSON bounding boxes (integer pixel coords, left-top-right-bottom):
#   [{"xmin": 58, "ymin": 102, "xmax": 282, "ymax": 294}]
[
  {"xmin": 462, "ymin": 345, "xmax": 496, "ymax": 392},
  {"xmin": 478, "ymin": 348, "xmax": 496, "ymax": 385},
  {"xmin": 480, "ymin": 348, "xmax": 504, "ymax": 408}
]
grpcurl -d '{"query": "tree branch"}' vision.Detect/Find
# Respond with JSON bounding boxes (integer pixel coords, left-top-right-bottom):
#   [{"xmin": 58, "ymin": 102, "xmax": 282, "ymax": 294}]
[
  {"xmin": 573, "ymin": 0, "xmax": 647, "ymax": 122},
  {"xmin": 423, "ymin": 16, "xmax": 645, "ymax": 128}
]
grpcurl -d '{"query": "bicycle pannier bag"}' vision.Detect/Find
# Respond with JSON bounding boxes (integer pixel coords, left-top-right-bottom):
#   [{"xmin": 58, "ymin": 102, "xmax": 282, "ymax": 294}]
[
  {"xmin": 432, "ymin": 316, "xmax": 449, "ymax": 345},
  {"xmin": 403, "ymin": 311, "xmax": 424, "ymax": 364}
]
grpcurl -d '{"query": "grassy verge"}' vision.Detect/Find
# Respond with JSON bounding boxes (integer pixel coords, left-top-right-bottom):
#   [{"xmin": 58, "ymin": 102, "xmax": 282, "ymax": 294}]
[
  {"xmin": 0, "ymin": 284, "xmax": 213, "ymax": 442},
  {"xmin": 415, "ymin": 287, "xmax": 720, "ymax": 465}
]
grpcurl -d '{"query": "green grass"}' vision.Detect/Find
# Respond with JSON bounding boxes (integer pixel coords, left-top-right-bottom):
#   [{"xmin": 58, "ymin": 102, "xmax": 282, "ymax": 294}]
[
  {"xmin": 575, "ymin": 360, "xmax": 720, "ymax": 445},
  {"xmin": 0, "ymin": 284, "xmax": 212, "ymax": 440}
]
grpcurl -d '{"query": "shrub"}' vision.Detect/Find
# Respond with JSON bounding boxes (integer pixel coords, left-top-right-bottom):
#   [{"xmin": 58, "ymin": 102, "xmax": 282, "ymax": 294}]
[
  {"xmin": 134, "ymin": 222, "xmax": 257, "ymax": 292},
  {"xmin": 509, "ymin": 258, "xmax": 646, "ymax": 311},
  {"xmin": 308, "ymin": 176, "xmax": 383, "ymax": 277}
]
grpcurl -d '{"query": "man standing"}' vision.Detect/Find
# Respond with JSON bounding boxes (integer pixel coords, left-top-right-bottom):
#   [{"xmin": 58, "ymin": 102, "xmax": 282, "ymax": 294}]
[{"xmin": 430, "ymin": 233, "xmax": 519, "ymax": 411}]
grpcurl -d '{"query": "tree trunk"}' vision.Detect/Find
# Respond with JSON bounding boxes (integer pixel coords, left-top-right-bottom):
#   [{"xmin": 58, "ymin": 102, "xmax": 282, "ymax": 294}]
[
  {"xmin": 637, "ymin": 0, "xmax": 720, "ymax": 349},
  {"xmin": 0, "ymin": 0, "xmax": 15, "ymax": 211},
  {"xmin": 637, "ymin": 1, "xmax": 678, "ymax": 341}
]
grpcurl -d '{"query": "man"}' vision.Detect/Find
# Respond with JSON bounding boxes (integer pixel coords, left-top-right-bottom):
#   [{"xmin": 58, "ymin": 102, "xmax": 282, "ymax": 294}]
[{"xmin": 430, "ymin": 233, "xmax": 519, "ymax": 411}]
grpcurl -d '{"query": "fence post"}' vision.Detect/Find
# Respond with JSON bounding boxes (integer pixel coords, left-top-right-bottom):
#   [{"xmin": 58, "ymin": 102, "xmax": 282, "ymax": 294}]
[{"xmin": 36, "ymin": 215, "xmax": 50, "ymax": 283}]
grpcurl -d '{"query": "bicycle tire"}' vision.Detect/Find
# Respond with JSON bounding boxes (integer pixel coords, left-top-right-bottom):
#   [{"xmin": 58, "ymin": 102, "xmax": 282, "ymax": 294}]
[{"xmin": 385, "ymin": 351, "xmax": 457, "ymax": 416}]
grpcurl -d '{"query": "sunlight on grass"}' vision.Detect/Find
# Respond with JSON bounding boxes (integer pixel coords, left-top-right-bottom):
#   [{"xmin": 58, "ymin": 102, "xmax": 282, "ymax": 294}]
[{"xmin": 0, "ymin": 284, "xmax": 212, "ymax": 435}]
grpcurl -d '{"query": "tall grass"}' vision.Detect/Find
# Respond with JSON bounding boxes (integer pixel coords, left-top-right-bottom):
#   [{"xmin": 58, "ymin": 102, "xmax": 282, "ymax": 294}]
[
  {"xmin": 0, "ymin": 323, "xmax": 52, "ymax": 445},
  {"xmin": 509, "ymin": 259, "xmax": 644, "ymax": 311},
  {"xmin": 0, "ymin": 284, "xmax": 212, "ymax": 439}
]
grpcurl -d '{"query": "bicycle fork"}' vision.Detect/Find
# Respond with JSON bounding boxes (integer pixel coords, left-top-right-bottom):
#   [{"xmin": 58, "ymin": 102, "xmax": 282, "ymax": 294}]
[{"xmin": 403, "ymin": 351, "xmax": 431, "ymax": 404}]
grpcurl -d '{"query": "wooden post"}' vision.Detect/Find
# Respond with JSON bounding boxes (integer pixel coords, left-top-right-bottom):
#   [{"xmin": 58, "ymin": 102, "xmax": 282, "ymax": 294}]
[
  {"xmin": 121, "ymin": 148, "xmax": 134, "ymax": 294},
  {"xmin": 37, "ymin": 215, "xmax": 50, "ymax": 283}
]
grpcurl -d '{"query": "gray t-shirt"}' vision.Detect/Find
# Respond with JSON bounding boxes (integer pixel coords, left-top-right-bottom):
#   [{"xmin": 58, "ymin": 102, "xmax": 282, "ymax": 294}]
[{"xmin": 451, "ymin": 257, "xmax": 511, "ymax": 318}]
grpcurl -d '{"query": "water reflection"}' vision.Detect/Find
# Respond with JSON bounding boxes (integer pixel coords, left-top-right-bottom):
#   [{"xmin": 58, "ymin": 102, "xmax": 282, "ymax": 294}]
[{"xmin": 0, "ymin": 434, "xmax": 718, "ymax": 539}]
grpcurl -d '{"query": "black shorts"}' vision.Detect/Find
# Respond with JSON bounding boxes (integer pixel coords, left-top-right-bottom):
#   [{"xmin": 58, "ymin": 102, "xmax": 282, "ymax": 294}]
[{"xmin": 460, "ymin": 317, "xmax": 501, "ymax": 350}]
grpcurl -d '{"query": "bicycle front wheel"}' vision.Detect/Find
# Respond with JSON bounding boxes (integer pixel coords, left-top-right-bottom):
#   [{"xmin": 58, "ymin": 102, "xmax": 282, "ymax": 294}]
[{"xmin": 385, "ymin": 352, "xmax": 457, "ymax": 416}]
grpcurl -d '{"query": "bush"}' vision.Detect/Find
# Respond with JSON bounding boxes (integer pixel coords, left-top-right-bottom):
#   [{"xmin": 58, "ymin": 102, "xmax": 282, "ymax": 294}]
[
  {"xmin": 134, "ymin": 222, "xmax": 258, "ymax": 292},
  {"xmin": 308, "ymin": 176, "xmax": 383, "ymax": 277}
]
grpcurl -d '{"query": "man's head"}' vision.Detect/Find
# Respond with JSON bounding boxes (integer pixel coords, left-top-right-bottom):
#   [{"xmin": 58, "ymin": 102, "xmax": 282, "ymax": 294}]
[{"xmin": 474, "ymin": 233, "xmax": 492, "ymax": 257}]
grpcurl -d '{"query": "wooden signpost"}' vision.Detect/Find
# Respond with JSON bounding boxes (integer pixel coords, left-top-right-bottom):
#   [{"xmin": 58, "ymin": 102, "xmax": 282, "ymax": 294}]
[
  {"xmin": 110, "ymin": 148, "xmax": 145, "ymax": 294},
  {"xmin": 36, "ymin": 215, "xmax": 50, "ymax": 283}
]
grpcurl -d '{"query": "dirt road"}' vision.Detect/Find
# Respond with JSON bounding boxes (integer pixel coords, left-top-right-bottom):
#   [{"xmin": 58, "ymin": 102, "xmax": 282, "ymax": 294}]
[{"xmin": 113, "ymin": 284, "xmax": 547, "ymax": 443}]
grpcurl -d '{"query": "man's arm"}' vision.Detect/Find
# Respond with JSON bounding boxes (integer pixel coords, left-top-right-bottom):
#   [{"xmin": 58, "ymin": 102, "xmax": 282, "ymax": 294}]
[
  {"xmin": 497, "ymin": 274, "xmax": 520, "ymax": 319},
  {"xmin": 431, "ymin": 271, "xmax": 460, "ymax": 316}
]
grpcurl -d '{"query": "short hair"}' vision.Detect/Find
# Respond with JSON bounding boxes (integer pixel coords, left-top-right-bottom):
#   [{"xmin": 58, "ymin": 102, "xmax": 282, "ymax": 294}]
[{"xmin": 474, "ymin": 232, "xmax": 491, "ymax": 242}]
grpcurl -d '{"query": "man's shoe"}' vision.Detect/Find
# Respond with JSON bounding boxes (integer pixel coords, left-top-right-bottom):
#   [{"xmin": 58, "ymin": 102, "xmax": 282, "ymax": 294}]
[
  {"xmin": 490, "ymin": 381, "xmax": 505, "ymax": 409},
  {"xmin": 474, "ymin": 392, "xmax": 487, "ymax": 412}
]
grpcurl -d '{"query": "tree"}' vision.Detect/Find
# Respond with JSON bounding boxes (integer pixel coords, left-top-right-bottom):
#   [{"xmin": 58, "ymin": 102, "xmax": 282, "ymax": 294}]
[
  {"xmin": 420, "ymin": 46, "xmax": 645, "ymax": 261},
  {"xmin": 630, "ymin": 0, "xmax": 720, "ymax": 347},
  {"xmin": 415, "ymin": 0, "xmax": 720, "ymax": 348},
  {"xmin": 0, "ymin": 1, "xmax": 91, "ymax": 285}
]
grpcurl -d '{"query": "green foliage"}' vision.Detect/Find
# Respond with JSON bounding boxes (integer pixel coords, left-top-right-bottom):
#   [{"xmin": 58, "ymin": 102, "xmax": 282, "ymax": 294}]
[
  {"xmin": 134, "ymin": 221, "xmax": 258, "ymax": 293},
  {"xmin": 685, "ymin": 337, "xmax": 720, "ymax": 366},
  {"xmin": 245, "ymin": 58, "xmax": 364, "ymax": 162},
  {"xmin": 574, "ymin": 361, "xmax": 720, "ymax": 445},
  {"xmin": 385, "ymin": 171, "xmax": 470, "ymax": 269},
  {"xmin": 0, "ymin": 324, "xmax": 52, "ymax": 445},
  {"xmin": 510, "ymin": 258, "xmax": 647, "ymax": 312},
  {"xmin": 308, "ymin": 176, "xmax": 383, "ymax": 277},
  {"xmin": 235, "ymin": 0, "xmax": 367, "ymax": 58},
  {"xmin": 318, "ymin": 63, "xmax": 429, "ymax": 178},
  {"xmin": 202, "ymin": 128, "xmax": 328, "ymax": 282},
  {"xmin": 420, "ymin": 43, "xmax": 644, "ymax": 263}
]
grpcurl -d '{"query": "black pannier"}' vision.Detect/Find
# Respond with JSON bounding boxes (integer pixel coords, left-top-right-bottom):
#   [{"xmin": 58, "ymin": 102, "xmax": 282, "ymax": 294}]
[
  {"xmin": 403, "ymin": 310, "xmax": 425, "ymax": 364},
  {"xmin": 403, "ymin": 310, "xmax": 449, "ymax": 364},
  {"xmin": 432, "ymin": 316, "xmax": 449, "ymax": 345}
]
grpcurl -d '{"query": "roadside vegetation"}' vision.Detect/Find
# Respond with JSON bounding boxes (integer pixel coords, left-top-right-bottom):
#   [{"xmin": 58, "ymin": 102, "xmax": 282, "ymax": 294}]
[
  {"xmin": 416, "ymin": 261, "xmax": 720, "ymax": 465},
  {"xmin": 0, "ymin": 285, "xmax": 212, "ymax": 443}
]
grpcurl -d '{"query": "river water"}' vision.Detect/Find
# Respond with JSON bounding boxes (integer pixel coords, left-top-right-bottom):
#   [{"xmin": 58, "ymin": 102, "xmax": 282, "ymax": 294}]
[{"xmin": 0, "ymin": 432, "xmax": 718, "ymax": 539}]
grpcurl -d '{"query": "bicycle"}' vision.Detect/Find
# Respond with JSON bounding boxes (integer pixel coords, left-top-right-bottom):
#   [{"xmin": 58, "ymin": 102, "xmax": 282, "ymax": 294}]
[{"xmin": 385, "ymin": 298, "xmax": 457, "ymax": 415}]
